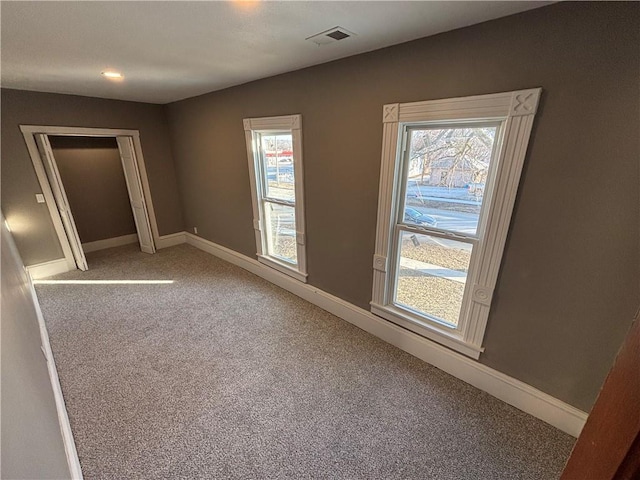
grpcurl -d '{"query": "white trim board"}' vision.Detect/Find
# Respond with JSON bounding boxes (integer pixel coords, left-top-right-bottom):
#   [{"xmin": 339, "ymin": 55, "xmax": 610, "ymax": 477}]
[
  {"xmin": 156, "ymin": 232, "xmax": 187, "ymax": 249},
  {"xmin": 30, "ymin": 280, "xmax": 84, "ymax": 479},
  {"xmin": 82, "ymin": 233, "xmax": 138, "ymax": 253},
  {"xmin": 27, "ymin": 258, "xmax": 72, "ymax": 280},
  {"xmin": 18, "ymin": 255, "xmax": 84, "ymax": 477},
  {"xmin": 168, "ymin": 231, "xmax": 587, "ymax": 437}
]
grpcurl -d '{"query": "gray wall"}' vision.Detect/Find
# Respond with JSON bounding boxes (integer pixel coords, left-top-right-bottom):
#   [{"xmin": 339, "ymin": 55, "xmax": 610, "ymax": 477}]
[
  {"xmin": 166, "ymin": 2, "xmax": 640, "ymax": 412},
  {"xmin": 1, "ymin": 215, "xmax": 71, "ymax": 479},
  {"xmin": 50, "ymin": 136, "xmax": 136, "ymax": 244},
  {"xmin": 1, "ymin": 89, "xmax": 184, "ymax": 265}
]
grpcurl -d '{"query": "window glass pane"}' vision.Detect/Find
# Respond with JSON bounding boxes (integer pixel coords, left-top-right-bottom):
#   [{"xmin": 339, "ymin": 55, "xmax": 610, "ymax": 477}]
[
  {"xmin": 402, "ymin": 125, "xmax": 499, "ymax": 236},
  {"xmin": 260, "ymin": 133, "xmax": 295, "ymax": 203},
  {"xmin": 395, "ymin": 231, "xmax": 472, "ymax": 327},
  {"xmin": 264, "ymin": 202, "xmax": 297, "ymax": 264}
]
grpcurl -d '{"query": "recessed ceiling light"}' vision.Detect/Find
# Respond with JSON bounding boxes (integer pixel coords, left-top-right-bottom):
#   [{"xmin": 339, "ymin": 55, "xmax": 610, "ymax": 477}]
[{"xmin": 101, "ymin": 70, "xmax": 124, "ymax": 80}]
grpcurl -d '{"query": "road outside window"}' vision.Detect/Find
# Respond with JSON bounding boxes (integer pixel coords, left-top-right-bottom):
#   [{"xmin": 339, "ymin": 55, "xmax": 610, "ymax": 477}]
[{"xmin": 396, "ymin": 125, "xmax": 499, "ymax": 326}]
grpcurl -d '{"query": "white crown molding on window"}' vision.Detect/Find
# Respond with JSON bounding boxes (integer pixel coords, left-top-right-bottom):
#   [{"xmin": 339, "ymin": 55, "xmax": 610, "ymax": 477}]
[
  {"xmin": 371, "ymin": 89, "xmax": 542, "ymax": 359},
  {"xmin": 156, "ymin": 230, "xmax": 587, "ymax": 437},
  {"xmin": 243, "ymin": 115, "xmax": 302, "ymax": 131}
]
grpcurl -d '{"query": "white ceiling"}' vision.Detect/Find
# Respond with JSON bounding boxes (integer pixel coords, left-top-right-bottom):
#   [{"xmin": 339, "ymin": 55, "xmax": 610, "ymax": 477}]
[{"xmin": 1, "ymin": 1, "xmax": 550, "ymax": 104}]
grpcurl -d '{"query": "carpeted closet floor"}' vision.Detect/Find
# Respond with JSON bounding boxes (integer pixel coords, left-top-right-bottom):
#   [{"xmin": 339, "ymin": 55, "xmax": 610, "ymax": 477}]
[{"xmin": 35, "ymin": 244, "xmax": 574, "ymax": 479}]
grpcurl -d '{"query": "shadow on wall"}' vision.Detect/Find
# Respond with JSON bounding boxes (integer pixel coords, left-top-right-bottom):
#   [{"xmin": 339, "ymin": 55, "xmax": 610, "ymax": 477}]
[{"xmin": 0, "ymin": 215, "xmax": 73, "ymax": 479}]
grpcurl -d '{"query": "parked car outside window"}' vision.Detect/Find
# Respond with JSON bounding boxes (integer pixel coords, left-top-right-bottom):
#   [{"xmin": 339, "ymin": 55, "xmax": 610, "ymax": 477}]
[{"xmin": 404, "ymin": 207, "xmax": 437, "ymax": 227}]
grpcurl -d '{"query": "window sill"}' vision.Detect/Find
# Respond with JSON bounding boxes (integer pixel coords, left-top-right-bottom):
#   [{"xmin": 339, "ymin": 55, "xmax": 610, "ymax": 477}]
[
  {"xmin": 258, "ymin": 255, "xmax": 308, "ymax": 283},
  {"xmin": 370, "ymin": 302, "xmax": 483, "ymax": 359}
]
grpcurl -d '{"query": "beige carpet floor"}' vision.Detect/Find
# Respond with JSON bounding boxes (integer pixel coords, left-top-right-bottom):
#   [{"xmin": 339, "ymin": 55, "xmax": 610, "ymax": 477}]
[{"xmin": 35, "ymin": 244, "xmax": 575, "ymax": 479}]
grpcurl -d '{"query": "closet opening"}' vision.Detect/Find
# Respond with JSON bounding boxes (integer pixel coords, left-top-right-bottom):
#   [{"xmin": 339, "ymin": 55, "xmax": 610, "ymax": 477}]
[{"xmin": 21, "ymin": 126, "xmax": 157, "ymax": 272}]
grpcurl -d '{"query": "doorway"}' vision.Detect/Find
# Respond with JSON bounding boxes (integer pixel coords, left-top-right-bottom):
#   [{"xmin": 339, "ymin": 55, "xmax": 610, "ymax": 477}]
[{"xmin": 21, "ymin": 126, "xmax": 158, "ymax": 272}]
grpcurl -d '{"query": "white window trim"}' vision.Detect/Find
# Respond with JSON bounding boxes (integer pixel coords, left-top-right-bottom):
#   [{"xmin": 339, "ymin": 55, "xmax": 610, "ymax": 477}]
[
  {"xmin": 371, "ymin": 89, "xmax": 542, "ymax": 359},
  {"xmin": 243, "ymin": 114, "xmax": 307, "ymax": 283}
]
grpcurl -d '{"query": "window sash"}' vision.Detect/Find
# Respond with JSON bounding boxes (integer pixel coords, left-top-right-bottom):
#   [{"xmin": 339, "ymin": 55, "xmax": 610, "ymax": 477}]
[
  {"xmin": 388, "ymin": 225, "xmax": 477, "ymax": 329},
  {"xmin": 257, "ymin": 141, "xmax": 298, "ymax": 267},
  {"xmin": 395, "ymin": 122, "xmax": 503, "ymax": 241},
  {"xmin": 262, "ymin": 197, "xmax": 295, "ymax": 208},
  {"xmin": 261, "ymin": 199, "xmax": 297, "ymax": 266},
  {"xmin": 256, "ymin": 131, "xmax": 296, "ymax": 205},
  {"xmin": 388, "ymin": 121, "xmax": 503, "ymax": 332}
]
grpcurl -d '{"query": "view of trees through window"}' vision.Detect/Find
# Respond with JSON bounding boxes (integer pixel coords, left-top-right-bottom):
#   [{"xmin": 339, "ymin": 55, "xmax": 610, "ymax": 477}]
[
  {"xmin": 395, "ymin": 125, "xmax": 499, "ymax": 326},
  {"xmin": 405, "ymin": 125, "xmax": 498, "ymax": 225}
]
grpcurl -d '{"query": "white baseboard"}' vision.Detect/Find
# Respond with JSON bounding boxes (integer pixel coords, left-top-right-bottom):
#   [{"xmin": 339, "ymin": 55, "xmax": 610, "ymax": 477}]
[
  {"xmin": 23, "ymin": 262, "xmax": 83, "ymax": 478},
  {"xmin": 182, "ymin": 231, "xmax": 587, "ymax": 437},
  {"xmin": 156, "ymin": 232, "xmax": 187, "ymax": 249},
  {"xmin": 30, "ymin": 282, "xmax": 83, "ymax": 479},
  {"xmin": 82, "ymin": 233, "xmax": 138, "ymax": 253},
  {"xmin": 27, "ymin": 258, "xmax": 72, "ymax": 280}
]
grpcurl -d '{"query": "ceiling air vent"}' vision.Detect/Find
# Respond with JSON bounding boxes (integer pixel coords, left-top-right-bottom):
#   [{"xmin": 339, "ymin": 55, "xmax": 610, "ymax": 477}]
[{"xmin": 306, "ymin": 27, "xmax": 355, "ymax": 46}]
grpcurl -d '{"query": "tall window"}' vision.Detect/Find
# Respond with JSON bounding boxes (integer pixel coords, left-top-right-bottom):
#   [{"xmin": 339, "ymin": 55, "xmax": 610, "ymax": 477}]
[
  {"xmin": 243, "ymin": 114, "xmax": 307, "ymax": 282},
  {"xmin": 372, "ymin": 89, "xmax": 541, "ymax": 358}
]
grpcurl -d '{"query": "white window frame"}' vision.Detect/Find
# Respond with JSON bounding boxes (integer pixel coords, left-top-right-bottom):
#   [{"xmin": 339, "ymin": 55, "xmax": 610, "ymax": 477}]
[
  {"xmin": 371, "ymin": 89, "xmax": 541, "ymax": 359},
  {"xmin": 243, "ymin": 114, "xmax": 307, "ymax": 282}
]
